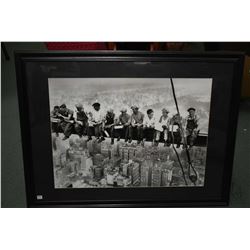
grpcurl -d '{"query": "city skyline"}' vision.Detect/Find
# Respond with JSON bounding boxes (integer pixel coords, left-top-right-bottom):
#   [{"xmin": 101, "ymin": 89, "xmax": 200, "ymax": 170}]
[{"xmin": 53, "ymin": 134, "xmax": 206, "ymax": 188}]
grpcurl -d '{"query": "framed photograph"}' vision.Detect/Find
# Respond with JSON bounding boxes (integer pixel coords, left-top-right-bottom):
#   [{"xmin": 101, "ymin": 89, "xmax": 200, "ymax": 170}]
[{"xmin": 15, "ymin": 51, "xmax": 244, "ymax": 207}]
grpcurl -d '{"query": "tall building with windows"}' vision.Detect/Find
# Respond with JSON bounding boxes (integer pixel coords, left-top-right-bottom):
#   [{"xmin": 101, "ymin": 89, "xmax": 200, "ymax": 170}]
[
  {"xmin": 131, "ymin": 162, "xmax": 140, "ymax": 185},
  {"xmin": 93, "ymin": 153, "xmax": 105, "ymax": 166},
  {"xmin": 151, "ymin": 161, "xmax": 162, "ymax": 187},
  {"xmin": 140, "ymin": 164, "xmax": 151, "ymax": 187},
  {"xmin": 119, "ymin": 145, "xmax": 138, "ymax": 161},
  {"xmin": 161, "ymin": 169, "xmax": 172, "ymax": 186},
  {"xmin": 140, "ymin": 156, "xmax": 153, "ymax": 186},
  {"xmin": 85, "ymin": 157, "xmax": 93, "ymax": 172},
  {"xmin": 122, "ymin": 162, "xmax": 130, "ymax": 177},
  {"xmin": 101, "ymin": 143, "xmax": 110, "ymax": 157}
]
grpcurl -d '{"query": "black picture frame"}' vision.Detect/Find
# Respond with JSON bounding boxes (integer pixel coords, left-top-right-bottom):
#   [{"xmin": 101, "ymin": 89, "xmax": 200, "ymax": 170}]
[{"xmin": 15, "ymin": 51, "xmax": 244, "ymax": 207}]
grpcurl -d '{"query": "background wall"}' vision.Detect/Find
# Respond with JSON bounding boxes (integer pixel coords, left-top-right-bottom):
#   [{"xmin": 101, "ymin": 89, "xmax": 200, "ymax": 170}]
[
  {"xmin": 1, "ymin": 42, "xmax": 250, "ymax": 207},
  {"xmin": 1, "ymin": 42, "xmax": 46, "ymax": 207},
  {"xmin": 242, "ymin": 56, "xmax": 250, "ymax": 98}
]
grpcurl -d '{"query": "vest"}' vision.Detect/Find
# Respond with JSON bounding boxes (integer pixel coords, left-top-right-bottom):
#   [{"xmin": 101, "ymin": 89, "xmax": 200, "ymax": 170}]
[
  {"xmin": 76, "ymin": 111, "xmax": 88, "ymax": 122},
  {"xmin": 106, "ymin": 113, "xmax": 115, "ymax": 125},
  {"xmin": 186, "ymin": 116, "xmax": 198, "ymax": 130}
]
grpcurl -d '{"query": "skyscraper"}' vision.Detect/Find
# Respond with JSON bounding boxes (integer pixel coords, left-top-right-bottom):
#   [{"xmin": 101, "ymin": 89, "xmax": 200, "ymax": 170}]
[
  {"xmin": 123, "ymin": 148, "xmax": 129, "ymax": 161},
  {"xmin": 140, "ymin": 155, "xmax": 153, "ymax": 186},
  {"xmin": 101, "ymin": 143, "xmax": 110, "ymax": 157},
  {"xmin": 122, "ymin": 162, "xmax": 130, "ymax": 177},
  {"xmin": 151, "ymin": 161, "xmax": 162, "ymax": 187},
  {"xmin": 128, "ymin": 148, "xmax": 137, "ymax": 160},
  {"xmin": 85, "ymin": 157, "xmax": 93, "ymax": 172},
  {"xmin": 93, "ymin": 165, "xmax": 103, "ymax": 180},
  {"xmin": 161, "ymin": 169, "xmax": 172, "ymax": 186},
  {"xmin": 131, "ymin": 162, "xmax": 140, "ymax": 186},
  {"xmin": 140, "ymin": 165, "xmax": 150, "ymax": 187},
  {"xmin": 93, "ymin": 153, "xmax": 104, "ymax": 166}
]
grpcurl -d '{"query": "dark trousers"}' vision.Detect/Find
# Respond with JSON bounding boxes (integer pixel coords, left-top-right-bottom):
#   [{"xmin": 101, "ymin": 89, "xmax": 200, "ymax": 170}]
[
  {"xmin": 113, "ymin": 125, "xmax": 129, "ymax": 140},
  {"xmin": 143, "ymin": 127, "xmax": 155, "ymax": 141},
  {"xmin": 129, "ymin": 125, "xmax": 143, "ymax": 141},
  {"xmin": 122, "ymin": 125, "xmax": 129, "ymax": 140},
  {"xmin": 169, "ymin": 131, "xmax": 182, "ymax": 145},
  {"xmin": 86, "ymin": 126, "xmax": 93, "ymax": 137},
  {"xmin": 93, "ymin": 124, "xmax": 103, "ymax": 137},
  {"xmin": 51, "ymin": 122, "xmax": 60, "ymax": 134},
  {"xmin": 105, "ymin": 126, "xmax": 114, "ymax": 138},
  {"xmin": 74, "ymin": 122, "xmax": 87, "ymax": 136},
  {"xmin": 186, "ymin": 129, "xmax": 198, "ymax": 146},
  {"xmin": 60, "ymin": 121, "xmax": 74, "ymax": 138}
]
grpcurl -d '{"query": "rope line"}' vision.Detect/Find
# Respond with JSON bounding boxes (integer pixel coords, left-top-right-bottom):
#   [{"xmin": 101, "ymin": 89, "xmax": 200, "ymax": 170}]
[
  {"xmin": 169, "ymin": 78, "xmax": 198, "ymax": 186},
  {"xmin": 171, "ymin": 124, "xmax": 188, "ymax": 186}
]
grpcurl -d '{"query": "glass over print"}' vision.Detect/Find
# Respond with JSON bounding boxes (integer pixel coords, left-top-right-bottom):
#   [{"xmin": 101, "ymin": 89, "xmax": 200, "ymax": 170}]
[{"xmin": 49, "ymin": 78, "xmax": 212, "ymax": 189}]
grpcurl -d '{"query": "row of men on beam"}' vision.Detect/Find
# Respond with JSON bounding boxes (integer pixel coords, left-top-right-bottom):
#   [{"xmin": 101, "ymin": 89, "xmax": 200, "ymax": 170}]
[{"xmin": 51, "ymin": 102, "xmax": 199, "ymax": 147}]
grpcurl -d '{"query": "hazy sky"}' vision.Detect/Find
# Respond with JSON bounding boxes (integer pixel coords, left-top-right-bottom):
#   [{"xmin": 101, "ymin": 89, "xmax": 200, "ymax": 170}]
[{"xmin": 49, "ymin": 78, "xmax": 212, "ymax": 97}]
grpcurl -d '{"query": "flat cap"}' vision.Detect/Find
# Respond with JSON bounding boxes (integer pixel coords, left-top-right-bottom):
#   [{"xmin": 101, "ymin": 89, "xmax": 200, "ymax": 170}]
[
  {"xmin": 120, "ymin": 108, "xmax": 127, "ymax": 112},
  {"xmin": 75, "ymin": 103, "xmax": 83, "ymax": 109},
  {"xmin": 131, "ymin": 105, "xmax": 139, "ymax": 110},
  {"xmin": 92, "ymin": 102, "xmax": 100, "ymax": 107},
  {"xmin": 187, "ymin": 107, "xmax": 196, "ymax": 112},
  {"xmin": 60, "ymin": 104, "xmax": 66, "ymax": 108},
  {"xmin": 162, "ymin": 108, "xmax": 169, "ymax": 113}
]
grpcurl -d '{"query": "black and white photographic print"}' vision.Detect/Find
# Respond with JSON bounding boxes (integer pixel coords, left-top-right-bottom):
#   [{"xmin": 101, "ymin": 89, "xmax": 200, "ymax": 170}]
[{"xmin": 49, "ymin": 78, "xmax": 212, "ymax": 189}]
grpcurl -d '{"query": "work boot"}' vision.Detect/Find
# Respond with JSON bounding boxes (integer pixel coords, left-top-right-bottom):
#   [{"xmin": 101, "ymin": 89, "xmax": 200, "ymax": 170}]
[{"xmin": 128, "ymin": 138, "xmax": 132, "ymax": 143}]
